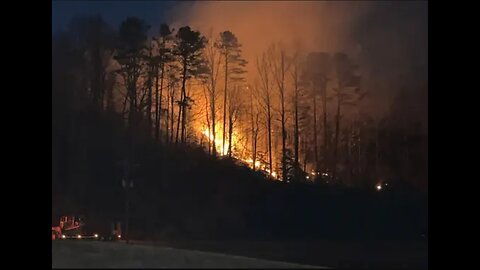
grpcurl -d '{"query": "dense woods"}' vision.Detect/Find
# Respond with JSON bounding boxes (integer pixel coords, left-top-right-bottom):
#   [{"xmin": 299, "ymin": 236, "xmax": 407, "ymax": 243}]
[{"xmin": 52, "ymin": 16, "xmax": 427, "ymax": 241}]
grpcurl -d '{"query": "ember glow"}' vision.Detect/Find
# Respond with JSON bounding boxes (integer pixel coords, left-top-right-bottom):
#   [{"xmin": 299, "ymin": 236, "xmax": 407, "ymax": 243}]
[
  {"xmin": 200, "ymin": 126, "xmax": 278, "ymax": 180},
  {"xmin": 245, "ymin": 158, "xmax": 261, "ymax": 169},
  {"xmin": 201, "ymin": 127, "xmax": 227, "ymax": 156}
]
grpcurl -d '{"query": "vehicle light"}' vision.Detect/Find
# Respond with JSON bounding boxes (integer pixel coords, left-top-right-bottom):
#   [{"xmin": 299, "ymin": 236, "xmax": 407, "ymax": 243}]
[
  {"xmin": 61, "ymin": 235, "xmax": 66, "ymax": 239},
  {"xmin": 94, "ymin": 234, "xmax": 98, "ymax": 238},
  {"xmin": 77, "ymin": 235, "xmax": 82, "ymax": 239}
]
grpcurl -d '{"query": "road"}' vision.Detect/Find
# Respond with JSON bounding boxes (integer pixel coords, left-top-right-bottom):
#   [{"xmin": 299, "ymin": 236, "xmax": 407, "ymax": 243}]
[{"xmin": 52, "ymin": 240, "xmax": 327, "ymax": 268}]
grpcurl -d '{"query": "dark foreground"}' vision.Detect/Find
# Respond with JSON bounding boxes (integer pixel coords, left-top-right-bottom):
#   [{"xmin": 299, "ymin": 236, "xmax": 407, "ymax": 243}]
[
  {"xmin": 52, "ymin": 239, "xmax": 427, "ymax": 269},
  {"xmin": 130, "ymin": 239, "xmax": 428, "ymax": 269},
  {"xmin": 51, "ymin": 240, "xmax": 325, "ymax": 268}
]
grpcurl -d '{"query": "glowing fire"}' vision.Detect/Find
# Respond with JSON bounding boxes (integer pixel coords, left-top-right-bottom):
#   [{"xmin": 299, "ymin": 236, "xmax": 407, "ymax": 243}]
[
  {"xmin": 245, "ymin": 158, "xmax": 261, "ymax": 168},
  {"xmin": 200, "ymin": 126, "xmax": 280, "ymax": 180},
  {"xmin": 202, "ymin": 127, "xmax": 228, "ymax": 156}
]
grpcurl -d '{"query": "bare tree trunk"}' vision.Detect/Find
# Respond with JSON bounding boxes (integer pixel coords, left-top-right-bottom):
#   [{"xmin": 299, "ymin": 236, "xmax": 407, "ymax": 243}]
[
  {"xmin": 313, "ymin": 85, "xmax": 318, "ymax": 171},
  {"xmin": 175, "ymin": 97, "xmax": 182, "ymax": 144},
  {"xmin": 181, "ymin": 92, "xmax": 187, "ymax": 143},
  {"xmin": 267, "ymin": 103, "xmax": 273, "ymax": 177},
  {"xmin": 154, "ymin": 65, "xmax": 160, "ymax": 140},
  {"xmin": 165, "ymin": 80, "xmax": 170, "ymax": 143},
  {"xmin": 321, "ymin": 79, "xmax": 328, "ymax": 173},
  {"xmin": 177, "ymin": 60, "xmax": 187, "ymax": 144},
  {"xmin": 293, "ymin": 73, "xmax": 299, "ymax": 176},
  {"xmin": 280, "ymin": 53, "xmax": 287, "ymax": 181},
  {"xmin": 257, "ymin": 54, "xmax": 273, "ymax": 177},
  {"xmin": 209, "ymin": 47, "xmax": 219, "ymax": 156},
  {"xmin": 157, "ymin": 62, "xmax": 165, "ymax": 141},
  {"xmin": 211, "ymin": 92, "xmax": 217, "ymax": 156},
  {"xmin": 222, "ymin": 56, "xmax": 229, "ymax": 155},
  {"xmin": 170, "ymin": 85, "xmax": 175, "ymax": 143},
  {"xmin": 147, "ymin": 48, "xmax": 153, "ymax": 133},
  {"xmin": 228, "ymin": 110, "xmax": 233, "ymax": 157},
  {"xmin": 227, "ymin": 85, "xmax": 236, "ymax": 157},
  {"xmin": 332, "ymin": 86, "xmax": 341, "ymax": 181},
  {"xmin": 203, "ymin": 86, "xmax": 211, "ymax": 154},
  {"xmin": 253, "ymin": 135, "xmax": 257, "ymax": 171},
  {"xmin": 250, "ymin": 88, "xmax": 257, "ymax": 171},
  {"xmin": 205, "ymin": 33, "xmax": 221, "ymax": 157},
  {"xmin": 206, "ymin": 116, "xmax": 211, "ymax": 154},
  {"xmin": 128, "ymin": 82, "xmax": 136, "ymax": 129}
]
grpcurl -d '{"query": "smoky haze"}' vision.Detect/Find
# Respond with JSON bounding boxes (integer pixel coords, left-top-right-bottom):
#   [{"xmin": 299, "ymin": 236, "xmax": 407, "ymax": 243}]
[{"xmin": 169, "ymin": 0, "xmax": 427, "ymax": 122}]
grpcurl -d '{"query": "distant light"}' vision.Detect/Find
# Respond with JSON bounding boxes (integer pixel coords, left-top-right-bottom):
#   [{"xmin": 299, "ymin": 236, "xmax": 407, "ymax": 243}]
[
  {"xmin": 118, "ymin": 235, "xmax": 121, "ymax": 239},
  {"xmin": 376, "ymin": 184, "xmax": 382, "ymax": 191},
  {"xmin": 94, "ymin": 234, "xmax": 98, "ymax": 238},
  {"xmin": 306, "ymin": 175, "xmax": 310, "ymax": 180},
  {"xmin": 77, "ymin": 235, "xmax": 82, "ymax": 239},
  {"xmin": 272, "ymin": 172, "xmax": 277, "ymax": 178},
  {"xmin": 61, "ymin": 235, "xmax": 66, "ymax": 239}
]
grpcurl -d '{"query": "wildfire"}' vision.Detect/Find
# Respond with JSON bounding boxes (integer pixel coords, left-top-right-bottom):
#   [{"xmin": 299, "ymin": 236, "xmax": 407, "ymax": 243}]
[
  {"xmin": 200, "ymin": 126, "xmax": 279, "ymax": 180},
  {"xmin": 201, "ymin": 127, "xmax": 229, "ymax": 156},
  {"xmin": 245, "ymin": 158, "xmax": 261, "ymax": 168}
]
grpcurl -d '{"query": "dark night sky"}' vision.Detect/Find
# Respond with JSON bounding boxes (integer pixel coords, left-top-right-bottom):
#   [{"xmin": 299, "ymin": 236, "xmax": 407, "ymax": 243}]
[{"xmin": 52, "ymin": 1, "xmax": 180, "ymax": 34}]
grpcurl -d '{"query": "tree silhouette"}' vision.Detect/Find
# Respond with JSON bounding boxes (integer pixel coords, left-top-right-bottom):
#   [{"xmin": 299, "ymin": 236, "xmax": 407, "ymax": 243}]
[
  {"xmin": 331, "ymin": 52, "xmax": 362, "ymax": 182},
  {"xmin": 256, "ymin": 53, "xmax": 274, "ymax": 177},
  {"xmin": 200, "ymin": 29, "xmax": 223, "ymax": 156},
  {"xmin": 152, "ymin": 23, "xmax": 175, "ymax": 141},
  {"xmin": 290, "ymin": 50, "xmax": 308, "ymax": 181},
  {"xmin": 173, "ymin": 26, "xmax": 207, "ymax": 144},
  {"xmin": 115, "ymin": 17, "xmax": 150, "ymax": 129},
  {"xmin": 216, "ymin": 31, "xmax": 247, "ymax": 155},
  {"xmin": 268, "ymin": 44, "xmax": 292, "ymax": 181},
  {"xmin": 305, "ymin": 52, "xmax": 332, "ymax": 174}
]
